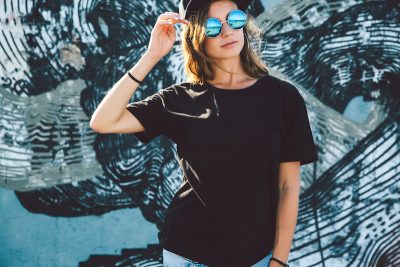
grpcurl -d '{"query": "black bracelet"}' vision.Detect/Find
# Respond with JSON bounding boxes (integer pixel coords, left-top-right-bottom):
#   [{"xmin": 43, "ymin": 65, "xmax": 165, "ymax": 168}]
[
  {"xmin": 127, "ymin": 71, "xmax": 143, "ymax": 84},
  {"xmin": 269, "ymin": 256, "xmax": 289, "ymax": 267}
]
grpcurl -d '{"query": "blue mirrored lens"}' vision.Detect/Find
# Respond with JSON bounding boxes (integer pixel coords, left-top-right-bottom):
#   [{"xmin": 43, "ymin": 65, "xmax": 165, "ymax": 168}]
[
  {"xmin": 205, "ymin": 18, "xmax": 221, "ymax": 37},
  {"xmin": 228, "ymin": 10, "xmax": 247, "ymax": 29}
]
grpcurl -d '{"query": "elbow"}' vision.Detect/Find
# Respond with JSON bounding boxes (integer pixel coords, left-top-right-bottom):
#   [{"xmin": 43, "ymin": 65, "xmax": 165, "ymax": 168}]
[
  {"xmin": 89, "ymin": 117, "xmax": 101, "ymax": 133},
  {"xmin": 278, "ymin": 178, "xmax": 300, "ymax": 192},
  {"xmin": 282, "ymin": 180, "xmax": 301, "ymax": 193},
  {"xmin": 89, "ymin": 122, "xmax": 97, "ymax": 132}
]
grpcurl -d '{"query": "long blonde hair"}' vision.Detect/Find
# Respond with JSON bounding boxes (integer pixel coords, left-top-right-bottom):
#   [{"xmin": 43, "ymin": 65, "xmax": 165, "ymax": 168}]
[{"xmin": 180, "ymin": 0, "xmax": 269, "ymax": 84}]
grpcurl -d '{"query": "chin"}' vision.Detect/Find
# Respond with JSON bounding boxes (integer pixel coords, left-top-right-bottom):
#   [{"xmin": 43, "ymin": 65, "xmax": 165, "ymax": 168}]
[
  {"xmin": 214, "ymin": 46, "xmax": 242, "ymax": 57},
  {"xmin": 211, "ymin": 53, "xmax": 241, "ymax": 60}
]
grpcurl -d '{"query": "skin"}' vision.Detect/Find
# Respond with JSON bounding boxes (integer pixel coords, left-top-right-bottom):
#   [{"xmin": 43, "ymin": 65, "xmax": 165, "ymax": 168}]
[{"xmin": 274, "ymin": 160, "xmax": 301, "ymax": 265}]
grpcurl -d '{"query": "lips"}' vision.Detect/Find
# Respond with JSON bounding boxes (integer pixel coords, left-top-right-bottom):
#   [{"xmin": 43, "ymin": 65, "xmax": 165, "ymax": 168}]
[{"xmin": 221, "ymin": 41, "xmax": 237, "ymax": 47}]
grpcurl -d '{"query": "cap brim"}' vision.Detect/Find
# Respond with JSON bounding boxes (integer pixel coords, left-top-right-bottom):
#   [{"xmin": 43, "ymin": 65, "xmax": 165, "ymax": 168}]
[{"xmin": 180, "ymin": 0, "xmax": 252, "ymax": 20}]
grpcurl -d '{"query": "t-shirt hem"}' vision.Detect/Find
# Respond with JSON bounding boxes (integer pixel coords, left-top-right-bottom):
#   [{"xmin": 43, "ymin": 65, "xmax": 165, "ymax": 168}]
[
  {"xmin": 247, "ymin": 247, "xmax": 274, "ymax": 266},
  {"xmin": 161, "ymin": 244, "xmax": 214, "ymax": 266},
  {"xmin": 162, "ymin": 243, "xmax": 273, "ymax": 267}
]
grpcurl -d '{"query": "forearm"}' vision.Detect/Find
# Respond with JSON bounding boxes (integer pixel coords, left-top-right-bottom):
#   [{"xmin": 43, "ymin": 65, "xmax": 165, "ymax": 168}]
[
  {"xmin": 90, "ymin": 52, "xmax": 159, "ymax": 131},
  {"xmin": 271, "ymin": 185, "xmax": 300, "ymax": 265}
]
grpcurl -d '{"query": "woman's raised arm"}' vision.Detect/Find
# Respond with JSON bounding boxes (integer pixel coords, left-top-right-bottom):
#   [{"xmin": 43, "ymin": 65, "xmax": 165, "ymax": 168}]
[{"xmin": 89, "ymin": 12, "xmax": 188, "ymax": 134}]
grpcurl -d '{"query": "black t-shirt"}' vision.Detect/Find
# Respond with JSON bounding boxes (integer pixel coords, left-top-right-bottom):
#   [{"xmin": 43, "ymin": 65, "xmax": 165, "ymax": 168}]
[{"xmin": 126, "ymin": 74, "xmax": 319, "ymax": 266}]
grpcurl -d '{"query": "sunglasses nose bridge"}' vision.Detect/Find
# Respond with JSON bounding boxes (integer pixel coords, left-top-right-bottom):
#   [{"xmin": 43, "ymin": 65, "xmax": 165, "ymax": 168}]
[{"xmin": 220, "ymin": 20, "xmax": 232, "ymax": 34}]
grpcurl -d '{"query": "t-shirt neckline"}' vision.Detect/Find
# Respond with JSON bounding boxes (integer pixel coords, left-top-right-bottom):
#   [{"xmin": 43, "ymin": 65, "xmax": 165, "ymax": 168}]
[{"xmin": 205, "ymin": 75, "xmax": 266, "ymax": 93}]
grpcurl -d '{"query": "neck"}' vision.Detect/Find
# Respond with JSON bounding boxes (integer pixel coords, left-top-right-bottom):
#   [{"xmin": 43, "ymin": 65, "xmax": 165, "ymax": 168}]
[{"xmin": 208, "ymin": 56, "xmax": 249, "ymax": 84}]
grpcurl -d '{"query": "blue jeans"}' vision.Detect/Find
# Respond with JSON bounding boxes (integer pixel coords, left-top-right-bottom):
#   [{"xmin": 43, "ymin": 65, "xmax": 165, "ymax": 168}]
[{"xmin": 162, "ymin": 248, "xmax": 273, "ymax": 267}]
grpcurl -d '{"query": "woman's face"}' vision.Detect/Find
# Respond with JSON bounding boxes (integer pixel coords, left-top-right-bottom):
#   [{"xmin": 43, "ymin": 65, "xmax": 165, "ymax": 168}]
[{"xmin": 203, "ymin": 0, "xmax": 245, "ymax": 60}]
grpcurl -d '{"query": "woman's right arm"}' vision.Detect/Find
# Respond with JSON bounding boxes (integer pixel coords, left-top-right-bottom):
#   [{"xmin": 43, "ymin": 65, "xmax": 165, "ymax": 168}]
[
  {"xmin": 89, "ymin": 54, "xmax": 159, "ymax": 134},
  {"xmin": 89, "ymin": 12, "xmax": 189, "ymax": 134}
]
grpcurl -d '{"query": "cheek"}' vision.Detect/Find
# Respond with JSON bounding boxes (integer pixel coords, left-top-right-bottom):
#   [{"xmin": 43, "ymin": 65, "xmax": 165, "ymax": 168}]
[
  {"xmin": 203, "ymin": 39, "xmax": 218, "ymax": 56},
  {"xmin": 238, "ymin": 31, "xmax": 245, "ymax": 44}
]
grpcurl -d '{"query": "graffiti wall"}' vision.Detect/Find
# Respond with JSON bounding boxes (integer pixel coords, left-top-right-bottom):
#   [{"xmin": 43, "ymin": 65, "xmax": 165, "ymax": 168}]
[{"xmin": 0, "ymin": 0, "xmax": 399, "ymax": 266}]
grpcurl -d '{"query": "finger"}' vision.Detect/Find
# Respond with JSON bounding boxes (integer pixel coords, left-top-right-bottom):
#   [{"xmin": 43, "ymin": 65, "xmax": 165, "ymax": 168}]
[
  {"xmin": 157, "ymin": 21, "xmax": 178, "ymax": 33},
  {"xmin": 157, "ymin": 19, "xmax": 177, "ymax": 24},
  {"xmin": 162, "ymin": 23, "xmax": 176, "ymax": 35},
  {"xmin": 159, "ymin": 13, "xmax": 189, "ymax": 23},
  {"xmin": 158, "ymin": 18, "xmax": 188, "ymax": 26},
  {"xmin": 159, "ymin": 13, "xmax": 180, "ymax": 19},
  {"xmin": 162, "ymin": 11, "xmax": 180, "ymax": 15},
  {"xmin": 157, "ymin": 20, "xmax": 171, "ymax": 25}
]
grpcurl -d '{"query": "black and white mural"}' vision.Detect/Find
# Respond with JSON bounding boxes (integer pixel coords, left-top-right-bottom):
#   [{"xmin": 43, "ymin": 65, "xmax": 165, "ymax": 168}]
[{"xmin": 0, "ymin": 0, "xmax": 399, "ymax": 266}]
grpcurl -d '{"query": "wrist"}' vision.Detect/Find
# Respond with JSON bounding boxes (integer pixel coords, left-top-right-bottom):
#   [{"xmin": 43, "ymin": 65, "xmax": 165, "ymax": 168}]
[
  {"xmin": 142, "ymin": 52, "xmax": 161, "ymax": 64},
  {"xmin": 269, "ymin": 256, "xmax": 289, "ymax": 267}
]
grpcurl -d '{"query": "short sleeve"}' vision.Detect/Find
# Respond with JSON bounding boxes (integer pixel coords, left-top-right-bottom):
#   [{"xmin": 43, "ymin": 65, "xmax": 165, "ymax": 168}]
[
  {"xmin": 126, "ymin": 88, "xmax": 178, "ymax": 144},
  {"xmin": 280, "ymin": 86, "xmax": 319, "ymax": 165}
]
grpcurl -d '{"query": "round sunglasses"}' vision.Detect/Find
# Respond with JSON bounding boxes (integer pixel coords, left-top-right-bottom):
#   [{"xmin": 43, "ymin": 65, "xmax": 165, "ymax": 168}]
[{"xmin": 205, "ymin": 9, "xmax": 247, "ymax": 38}]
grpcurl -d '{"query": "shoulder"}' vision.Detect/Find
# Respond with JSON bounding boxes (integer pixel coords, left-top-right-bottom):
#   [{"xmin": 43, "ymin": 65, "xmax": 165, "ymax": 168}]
[
  {"xmin": 159, "ymin": 81, "xmax": 208, "ymax": 100},
  {"xmin": 158, "ymin": 81, "xmax": 193, "ymax": 95},
  {"xmin": 265, "ymin": 74, "xmax": 298, "ymax": 93},
  {"xmin": 265, "ymin": 74, "xmax": 304, "ymax": 104},
  {"xmin": 152, "ymin": 82, "xmax": 191, "ymax": 101},
  {"xmin": 152, "ymin": 81, "xmax": 204, "ymax": 110}
]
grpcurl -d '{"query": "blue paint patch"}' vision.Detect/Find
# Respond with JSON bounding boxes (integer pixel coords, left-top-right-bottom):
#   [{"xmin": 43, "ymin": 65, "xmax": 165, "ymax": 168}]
[{"xmin": 0, "ymin": 188, "xmax": 158, "ymax": 267}]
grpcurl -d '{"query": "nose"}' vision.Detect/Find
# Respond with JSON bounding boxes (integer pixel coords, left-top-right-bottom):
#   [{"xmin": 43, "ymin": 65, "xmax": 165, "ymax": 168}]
[
  {"xmin": 220, "ymin": 22, "xmax": 233, "ymax": 37},
  {"xmin": 221, "ymin": 22, "xmax": 233, "ymax": 37}
]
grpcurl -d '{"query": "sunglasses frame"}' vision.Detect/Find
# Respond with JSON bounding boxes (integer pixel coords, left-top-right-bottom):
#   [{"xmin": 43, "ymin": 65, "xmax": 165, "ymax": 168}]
[{"xmin": 204, "ymin": 9, "xmax": 247, "ymax": 38}]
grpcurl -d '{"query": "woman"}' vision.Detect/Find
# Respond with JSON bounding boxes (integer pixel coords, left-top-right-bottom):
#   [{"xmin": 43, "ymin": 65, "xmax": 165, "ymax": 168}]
[{"xmin": 90, "ymin": 0, "xmax": 319, "ymax": 266}]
